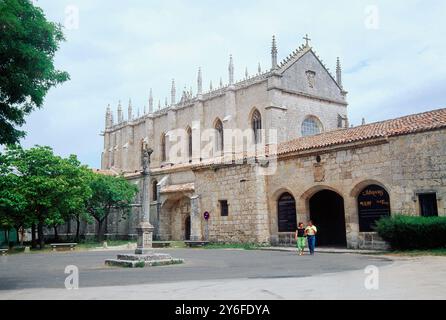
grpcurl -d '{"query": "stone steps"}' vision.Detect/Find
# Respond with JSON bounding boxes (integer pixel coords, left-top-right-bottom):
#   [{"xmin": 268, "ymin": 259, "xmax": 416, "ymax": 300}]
[{"xmin": 105, "ymin": 253, "xmax": 183, "ymax": 268}]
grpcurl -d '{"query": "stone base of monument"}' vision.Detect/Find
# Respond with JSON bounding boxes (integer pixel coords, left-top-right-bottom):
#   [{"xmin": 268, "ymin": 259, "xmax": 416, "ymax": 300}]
[{"xmin": 105, "ymin": 253, "xmax": 183, "ymax": 268}]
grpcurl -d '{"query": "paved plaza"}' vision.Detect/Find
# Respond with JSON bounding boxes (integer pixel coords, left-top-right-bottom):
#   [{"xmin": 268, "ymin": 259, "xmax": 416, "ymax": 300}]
[{"xmin": 0, "ymin": 249, "xmax": 445, "ymax": 300}]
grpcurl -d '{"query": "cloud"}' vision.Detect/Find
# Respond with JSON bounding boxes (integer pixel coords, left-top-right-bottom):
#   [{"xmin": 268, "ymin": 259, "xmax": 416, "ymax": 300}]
[{"xmin": 21, "ymin": 0, "xmax": 446, "ymax": 167}]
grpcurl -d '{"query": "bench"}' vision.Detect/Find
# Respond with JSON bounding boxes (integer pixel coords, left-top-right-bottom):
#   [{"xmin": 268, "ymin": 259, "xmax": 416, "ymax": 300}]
[
  {"xmin": 0, "ymin": 249, "xmax": 8, "ymax": 256},
  {"xmin": 152, "ymin": 241, "xmax": 172, "ymax": 248},
  {"xmin": 50, "ymin": 243, "xmax": 77, "ymax": 252},
  {"xmin": 184, "ymin": 241, "xmax": 209, "ymax": 248}
]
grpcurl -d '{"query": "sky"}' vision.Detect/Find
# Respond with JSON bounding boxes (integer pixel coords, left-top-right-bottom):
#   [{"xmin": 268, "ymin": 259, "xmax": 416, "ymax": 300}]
[{"xmin": 20, "ymin": 0, "xmax": 446, "ymax": 168}]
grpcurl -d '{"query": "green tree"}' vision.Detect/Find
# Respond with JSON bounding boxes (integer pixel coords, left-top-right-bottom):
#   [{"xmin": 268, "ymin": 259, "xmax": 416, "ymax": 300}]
[
  {"xmin": 0, "ymin": 0, "xmax": 70, "ymax": 145},
  {"xmin": 2, "ymin": 145, "xmax": 92, "ymax": 248},
  {"xmin": 0, "ymin": 151, "xmax": 28, "ymax": 246},
  {"xmin": 52, "ymin": 156, "xmax": 92, "ymax": 242},
  {"xmin": 86, "ymin": 173, "xmax": 138, "ymax": 242}
]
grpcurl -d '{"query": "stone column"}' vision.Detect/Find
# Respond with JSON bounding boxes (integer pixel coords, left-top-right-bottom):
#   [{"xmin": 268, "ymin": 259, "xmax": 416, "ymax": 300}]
[
  {"xmin": 190, "ymin": 195, "xmax": 202, "ymax": 241},
  {"xmin": 135, "ymin": 145, "xmax": 155, "ymax": 255}
]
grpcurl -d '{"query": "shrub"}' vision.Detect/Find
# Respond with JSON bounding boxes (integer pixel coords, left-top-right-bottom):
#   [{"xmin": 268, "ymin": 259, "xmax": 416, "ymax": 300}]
[{"xmin": 376, "ymin": 215, "xmax": 446, "ymax": 250}]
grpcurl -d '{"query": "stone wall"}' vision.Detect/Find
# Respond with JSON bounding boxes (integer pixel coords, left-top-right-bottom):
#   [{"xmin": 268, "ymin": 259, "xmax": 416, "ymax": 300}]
[
  {"xmin": 194, "ymin": 163, "xmax": 270, "ymax": 243},
  {"xmin": 265, "ymin": 129, "xmax": 446, "ymax": 249}
]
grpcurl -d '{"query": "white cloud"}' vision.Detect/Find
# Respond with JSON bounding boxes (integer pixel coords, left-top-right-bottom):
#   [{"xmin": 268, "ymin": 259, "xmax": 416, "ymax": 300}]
[{"xmin": 21, "ymin": 0, "xmax": 446, "ymax": 167}]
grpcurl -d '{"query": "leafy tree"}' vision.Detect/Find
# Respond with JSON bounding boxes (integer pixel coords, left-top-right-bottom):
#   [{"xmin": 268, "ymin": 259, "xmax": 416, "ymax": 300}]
[
  {"xmin": 0, "ymin": 0, "xmax": 70, "ymax": 145},
  {"xmin": 51, "ymin": 156, "xmax": 92, "ymax": 242},
  {"xmin": 0, "ymin": 151, "xmax": 27, "ymax": 246},
  {"xmin": 86, "ymin": 173, "xmax": 138, "ymax": 242},
  {"xmin": 2, "ymin": 145, "xmax": 93, "ymax": 248}
]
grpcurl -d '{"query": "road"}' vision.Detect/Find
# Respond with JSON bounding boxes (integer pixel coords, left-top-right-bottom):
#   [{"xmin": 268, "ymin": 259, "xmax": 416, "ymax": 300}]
[{"xmin": 1, "ymin": 249, "xmax": 444, "ymax": 299}]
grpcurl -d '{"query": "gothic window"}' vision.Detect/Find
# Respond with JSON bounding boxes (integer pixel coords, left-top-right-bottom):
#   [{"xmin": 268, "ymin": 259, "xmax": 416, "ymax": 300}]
[
  {"xmin": 357, "ymin": 185, "xmax": 391, "ymax": 232},
  {"xmin": 152, "ymin": 180, "xmax": 158, "ymax": 201},
  {"xmin": 277, "ymin": 193, "xmax": 297, "ymax": 232},
  {"xmin": 161, "ymin": 133, "xmax": 167, "ymax": 162},
  {"xmin": 215, "ymin": 119, "xmax": 224, "ymax": 154},
  {"xmin": 251, "ymin": 109, "xmax": 262, "ymax": 144},
  {"xmin": 186, "ymin": 127, "xmax": 192, "ymax": 160},
  {"xmin": 301, "ymin": 116, "xmax": 323, "ymax": 137}
]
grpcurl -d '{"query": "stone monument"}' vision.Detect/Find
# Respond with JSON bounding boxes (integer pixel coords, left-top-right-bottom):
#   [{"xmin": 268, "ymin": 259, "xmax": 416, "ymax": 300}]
[{"xmin": 105, "ymin": 141, "xmax": 183, "ymax": 268}]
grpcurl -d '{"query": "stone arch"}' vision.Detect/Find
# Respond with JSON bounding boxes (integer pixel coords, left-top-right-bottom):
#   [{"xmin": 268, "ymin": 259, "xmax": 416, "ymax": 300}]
[
  {"xmin": 355, "ymin": 183, "xmax": 391, "ymax": 232},
  {"xmin": 350, "ymin": 179, "xmax": 390, "ymax": 198},
  {"xmin": 308, "ymin": 188, "xmax": 347, "ymax": 247},
  {"xmin": 301, "ymin": 115, "xmax": 323, "ymax": 137},
  {"xmin": 277, "ymin": 192, "xmax": 297, "ymax": 233},
  {"xmin": 250, "ymin": 108, "xmax": 262, "ymax": 144},
  {"xmin": 185, "ymin": 126, "xmax": 192, "ymax": 160},
  {"xmin": 213, "ymin": 118, "xmax": 224, "ymax": 153},
  {"xmin": 300, "ymin": 184, "xmax": 343, "ymax": 202}
]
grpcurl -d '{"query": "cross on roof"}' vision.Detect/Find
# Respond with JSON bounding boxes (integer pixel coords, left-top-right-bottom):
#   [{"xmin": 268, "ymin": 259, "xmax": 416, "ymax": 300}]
[{"xmin": 303, "ymin": 34, "xmax": 311, "ymax": 47}]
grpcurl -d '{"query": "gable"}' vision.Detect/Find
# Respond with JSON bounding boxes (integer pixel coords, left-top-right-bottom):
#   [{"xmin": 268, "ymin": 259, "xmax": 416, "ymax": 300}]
[{"xmin": 280, "ymin": 50, "xmax": 345, "ymax": 103}]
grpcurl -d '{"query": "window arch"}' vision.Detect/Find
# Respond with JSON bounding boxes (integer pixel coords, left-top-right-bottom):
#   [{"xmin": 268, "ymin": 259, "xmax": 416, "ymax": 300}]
[
  {"xmin": 186, "ymin": 127, "xmax": 192, "ymax": 160},
  {"xmin": 161, "ymin": 133, "xmax": 167, "ymax": 162},
  {"xmin": 214, "ymin": 119, "xmax": 224, "ymax": 154},
  {"xmin": 301, "ymin": 116, "xmax": 323, "ymax": 137},
  {"xmin": 357, "ymin": 184, "xmax": 391, "ymax": 232},
  {"xmin": 277, "ymin": 192, "xmax": 297, "ymax": 232},
  {"xmin": 251, "ymin": 109, "xmax": 262, "ymax": 144},
  {"xmin": 152, "ymin": 180, "xmax": 158, "ymax": 201}
]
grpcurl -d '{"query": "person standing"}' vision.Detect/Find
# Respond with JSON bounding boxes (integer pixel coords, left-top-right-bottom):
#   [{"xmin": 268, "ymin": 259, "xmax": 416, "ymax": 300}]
[
  {"xmin": 305, "ymin": 221, "xmax": 318, "ymax": 255},
  {"xmin": 295, "ymin": 223, "xmax": 306, "ymax": 256}
]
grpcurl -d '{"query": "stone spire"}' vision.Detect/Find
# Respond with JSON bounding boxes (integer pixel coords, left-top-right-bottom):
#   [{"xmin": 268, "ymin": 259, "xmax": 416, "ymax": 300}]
[
  {"xmin": 362, "ymin": 118, "xmax": 366, "ymax": 125},
  {"xmin": 149, "ymin": 88, "xmax": 153, "ymax": 113},
  {"xmin": 258, "ymin": 62, "xmax": 262, "ymax": 74},
  {"xmin": 336, "ymin": 57, "xmax": 343, "ymax": 89},
  {"xmin": 117, "ymin": 101, "xmax": 123, "ymax": 123},
  {"xmin": 228, "ymin": 54, "xmax": 234, "ymax": 85},
  {"xmin": 128, "ymin": 99, "xmax": 133, "ymax": 121},
  {"xmin": 105, "ymin": 104, "xmax": 112, "ymax": 128},
  {"xmin": 209, "ymin": 80, "xmax": 213, "ymax": 91},
  {"xmin": 158, "ymin": 100, "xmax": 161, "ymax": 110},
  {"xmin": 165, "ymin": 97, "xmax": 168, "ymax": 107},
  {"xmin": 271, "ymin": 35, "xmax": 278, "ymax": 70},
  {"xmin": 219, "ymin": 77, "xmax": 223, "ymax": 88},
  {"xmin": 197, "ymin": 67, "xmax": 203, "ymax": 95},
  {"xmin": 171, "ymin": 79, "xmax": 176, "ymax": 105},
  {"xmin": 245, "ymin": 67, "xmax": 249, "ymax": 79},
  {"xmin": 143, "ymin": 104, "xmax": 146, "ymax": 115}
]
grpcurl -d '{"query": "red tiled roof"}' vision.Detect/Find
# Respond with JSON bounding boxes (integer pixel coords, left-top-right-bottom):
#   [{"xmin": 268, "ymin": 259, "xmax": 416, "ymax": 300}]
[{"xmin": 278, "ymin": 108, "xmax": 446, "ymax": 155}]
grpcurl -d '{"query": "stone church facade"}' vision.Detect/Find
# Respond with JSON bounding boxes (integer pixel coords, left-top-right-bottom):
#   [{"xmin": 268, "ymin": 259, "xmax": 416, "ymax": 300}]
[{"xmin": 90, "ymin": 37, "xmax": 445, "ymax": 249}]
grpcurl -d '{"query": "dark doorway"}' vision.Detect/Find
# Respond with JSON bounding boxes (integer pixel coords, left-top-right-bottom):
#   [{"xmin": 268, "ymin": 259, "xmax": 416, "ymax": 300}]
[
  {"xmin": 309, "ymin": 190, "xmax": 347, "ymax": 247},
  {"xmin": 185, "ymin": 216, "xmax": 191, "ymax": 241},
  {"xmin": 277, "ymin": 193, "xmax": 297, "ymax": 232},
  {"xmin": 419, "ymin": 193, "xmax": 438, "ymax": 217},
  {"xmin": 357, "ymin": 185, "xmax": 391, "ymax": 232}
]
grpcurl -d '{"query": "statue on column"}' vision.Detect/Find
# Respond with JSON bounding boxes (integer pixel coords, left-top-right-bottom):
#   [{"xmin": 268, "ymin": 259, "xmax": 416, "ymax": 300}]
[{"xmin": 141, "ymin": 141, "xmax": 153, "ymax": 175}]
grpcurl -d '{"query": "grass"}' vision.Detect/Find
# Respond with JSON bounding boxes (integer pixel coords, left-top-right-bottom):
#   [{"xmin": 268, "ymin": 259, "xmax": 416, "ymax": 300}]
[{"xmin": 386, "ymin": 248, "xmax": 446, "ymax": 257}]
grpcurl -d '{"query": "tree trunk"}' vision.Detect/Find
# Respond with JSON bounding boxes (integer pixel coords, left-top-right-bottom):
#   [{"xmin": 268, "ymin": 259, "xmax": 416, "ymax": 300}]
[
  {"xmin": 75, "ymin": 218, "xmax": 80, "ymax": 243},
  {"xmin": 37, "ymin": 222, "xmax": 45, "ymax": 250},
  {"xmin": 6, "ymin": 230, "xmax": 10, "ymax": 248},
  {"xmin": 16, "ymin": 228, "xmax": 20, "ymax": 247},
  {"xmin": 31, "ymin": 224, "xmax": 37, "ymax": 249},
  {"xmin": 54, "ymin": 226, "xmax": 59, "ymax": 242},
  {"xmin": 19, "ymin": 227, "xmax": 24, "ymax": 246},
  {"xmin": 97, "ymin": 219, "xmax": 105, "ymax": 242}
]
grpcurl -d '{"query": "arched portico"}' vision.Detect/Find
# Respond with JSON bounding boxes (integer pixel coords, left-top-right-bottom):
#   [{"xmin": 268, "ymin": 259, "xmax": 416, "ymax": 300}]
[{"xmin": 299, "ymin": 185, "xmax": 347, "ymax": 247}]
